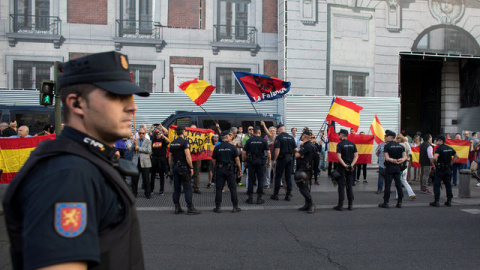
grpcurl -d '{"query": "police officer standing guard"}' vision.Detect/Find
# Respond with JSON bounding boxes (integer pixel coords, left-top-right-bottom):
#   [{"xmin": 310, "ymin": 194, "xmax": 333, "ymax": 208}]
[
  {"xmin": 334, "ymin": 129, "xmax": 358, "ymax": 211},
  {"xmin": 271, "ymin": 124, "xmax": 297, "ymax": 201},
  {"xmin": 212, "ymin": 130, "xmax": 243, "ymax": 213},
  {"xmin": 242, "ymin": 126, "xmax": 271, "ymax": 204},
  {"xmin": 3, "ymin": 51, "xmax": 147, "ymax": 269},
  {"xmin": 430, "ymin": 135, "xmax": 459, "ymax": 207},
  {"xmin": 379, "ymin": 131, "xmax": 407, "ymax": 209},
  {"xmin": 294, "ymin": 130, "xmax": 316, "ymax": 213},
  {"xmin": 168, "ymin": 126, "xmax": 200, "ymax": 215}
]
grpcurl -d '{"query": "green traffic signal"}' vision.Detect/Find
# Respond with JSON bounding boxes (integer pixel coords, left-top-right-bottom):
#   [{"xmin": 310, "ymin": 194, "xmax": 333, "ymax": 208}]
[{"xmin": 40, "ymin": 80, "xmax": 55, "ymax": 106}]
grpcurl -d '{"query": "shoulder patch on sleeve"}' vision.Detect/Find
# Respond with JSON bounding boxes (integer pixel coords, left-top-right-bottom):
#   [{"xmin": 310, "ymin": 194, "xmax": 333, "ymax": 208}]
[{"xmin": 55, "ymin": 203, "xmax": 87, "ymax": 238}]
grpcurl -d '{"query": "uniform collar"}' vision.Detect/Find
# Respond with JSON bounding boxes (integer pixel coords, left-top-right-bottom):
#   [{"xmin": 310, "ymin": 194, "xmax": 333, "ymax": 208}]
[{"xmin": 60, "ymin": 126, "xmax": 118, "ymax": 162}]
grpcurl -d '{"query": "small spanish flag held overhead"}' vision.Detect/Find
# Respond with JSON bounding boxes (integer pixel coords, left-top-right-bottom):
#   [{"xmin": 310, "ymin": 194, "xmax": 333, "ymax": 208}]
[
  {"xmin": 411, "ymin": 146, "xmax": 421, "ymax": 168},
  {"xmin": 0, "ymin": 134, "xmax": 56, "ymax": 183},
  {"xmin": 179, "ymin": 78, "xmax": 216, "ymax": 106},
  {"xmin": 325, "ymin": 97, "xmax": 363, "ymax": 133},
  {"xmin": 445, "ymin": 139, "xmax": 470, "ymax": 164},
  {"xmin": 370, "ymin": 115, "xmax": 385, "ymax": 144}
]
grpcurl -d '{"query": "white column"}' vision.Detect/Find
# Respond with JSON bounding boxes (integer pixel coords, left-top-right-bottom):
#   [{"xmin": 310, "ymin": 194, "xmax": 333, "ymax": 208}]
[{"xmin": 441, "ymin": 61, "xmax": 461, "ymax": 134}]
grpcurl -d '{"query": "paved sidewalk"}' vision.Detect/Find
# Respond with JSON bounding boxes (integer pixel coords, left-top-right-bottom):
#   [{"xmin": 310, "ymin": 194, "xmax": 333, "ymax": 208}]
[{"xmin": 137, "ymin": 169, "xmax": 480, "ymax": 211}]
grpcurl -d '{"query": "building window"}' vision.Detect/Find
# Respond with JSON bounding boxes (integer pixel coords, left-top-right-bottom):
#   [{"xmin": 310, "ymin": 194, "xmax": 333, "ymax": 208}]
[
  {"xmin": 119, "ymin": 0, "xmax": 154, "ymax": 36},
  {"xmin": 130, "ymin": 64, "xmax": 155, "ymax": 93},
  {"xmin": 333, "ymin": 71, "xmax": 368, "ymax": 96},
  {"xmin": 217, "ymin": 0, "xmax": 250, "ymax": 41},
  {"xmin": 216, "ymin": 67, "xmax": 250, "ymax": 94},
  {"xmin": 13, "ymin": 61, "xmax": 53, "ymax": 90},
  {"xmin": 13, "ymin": 0, "xmax": 50, "ymax": 32}
]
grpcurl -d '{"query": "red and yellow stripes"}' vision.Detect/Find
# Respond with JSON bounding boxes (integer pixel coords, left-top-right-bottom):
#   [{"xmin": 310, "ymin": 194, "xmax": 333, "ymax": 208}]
[
  {"xmin": 0, "ymin": 134, "xmax": 56, "ymax": 183},
  {"xmin": 411, "ymin": 146, "xmax": 420, "ymax": 168},
  {"xmin": 326, "ymin": 97, "xmax": 363, "ymax": 133},
  {"xmin": 178, "ymin": 78, "xmax": 216, "ymax": 106},
  {"xmin": 327, "ymin": 134, "xmax": 374, "ymax": 164},
  {"xmin": 445, "ymin": 139, "xmax": 470, "ymax": 164},
  {"xmin": 167, "ymin": 125, "xmax": 214, "ymax": 161},
  {"xmin": 370, "ymin": 115, "xmax": 385, "ymax": 145}
]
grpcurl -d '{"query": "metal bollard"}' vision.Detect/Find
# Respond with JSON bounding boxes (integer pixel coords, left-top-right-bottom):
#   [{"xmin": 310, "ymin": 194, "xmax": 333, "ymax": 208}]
[{"xmin": 458, "ymin": 169, "xmax": 472, "ymax": 198}]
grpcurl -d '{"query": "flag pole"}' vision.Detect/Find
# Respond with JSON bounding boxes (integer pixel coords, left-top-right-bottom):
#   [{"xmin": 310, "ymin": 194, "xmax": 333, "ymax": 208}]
[
  {"xmin": 250, "ymin": 102, "xmax": 263, "ymax": 122},
  {"xmin": 199, "ymin": 105, "xmax": 218, "ymax": 126}
]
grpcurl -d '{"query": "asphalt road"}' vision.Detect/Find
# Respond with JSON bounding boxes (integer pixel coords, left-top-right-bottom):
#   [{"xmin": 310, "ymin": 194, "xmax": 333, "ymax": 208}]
[{"xmin": 139, "ymin": 206, "xmax": 480, "ymax": 270}]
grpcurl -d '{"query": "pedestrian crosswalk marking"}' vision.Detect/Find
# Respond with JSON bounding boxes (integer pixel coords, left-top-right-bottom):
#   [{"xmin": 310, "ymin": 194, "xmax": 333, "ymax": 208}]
[{"xmin": 460, "ymin": 209, "xmax": 480, "ymax": 215}]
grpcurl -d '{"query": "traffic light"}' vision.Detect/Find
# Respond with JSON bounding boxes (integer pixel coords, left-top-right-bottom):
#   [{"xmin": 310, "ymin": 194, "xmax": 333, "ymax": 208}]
[{"xmin": 40, "ymin": 80, "xmax": 55, "ymax": 106}]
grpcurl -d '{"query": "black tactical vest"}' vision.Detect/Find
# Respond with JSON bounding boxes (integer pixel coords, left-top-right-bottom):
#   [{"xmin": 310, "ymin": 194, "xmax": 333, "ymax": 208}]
[
  {"xmin": 2, "ymin": 139, "xmax": 145, "ymax": 270},
  {"xmin": 419, "ymin": 141, "xmax": 433, "ymax": 166}
]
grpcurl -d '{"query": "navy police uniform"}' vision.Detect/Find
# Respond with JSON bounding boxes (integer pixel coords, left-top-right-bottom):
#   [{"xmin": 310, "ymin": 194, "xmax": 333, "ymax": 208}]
[
  {"xmin": 169, "ymin": 136, "xmax": 194, "ymax": 209},
  {"xmin": 381, "ymin": 132, "xmax": 406, "ymax": 207},
  {"xmin": 295, "ymin": 135, "xmax": 315, "ymax": 212},
  {"xmin": 336, "ymin": 136, "xmax": 357, "ymax": 208},
  {"xmin": 272, "ymin": 128, "xmax": 297, "ymax": 200},
  {"xmin": 243, "ymin": 133, "xmax": 269, "ymax": 203},
  {"xmin": 2, "ymin": 51, "xmax": 147, "ymax": 270},
  {"xmin": 432, "ymin": 140, "xmax": 456, "ymax": 206},
  {"xmin": 212, "ymin": 132, "xmax": 241, "ymax": 212},
  {"xmin": 150, "ymin": 132, "xmax": 168, "ymax": 194}
]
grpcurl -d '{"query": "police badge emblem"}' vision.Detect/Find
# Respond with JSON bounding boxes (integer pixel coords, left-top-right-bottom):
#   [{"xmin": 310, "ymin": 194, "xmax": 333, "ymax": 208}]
[{"xmin": 54, "ymin": 203, "xmax": 87, "ymax": 238}]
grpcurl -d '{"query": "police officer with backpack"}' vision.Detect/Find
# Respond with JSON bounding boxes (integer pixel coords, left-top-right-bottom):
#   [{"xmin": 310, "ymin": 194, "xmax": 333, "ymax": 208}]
[
  {"xmin": 242, "ymin": 126, "xmax": 271, "ymax": 204},
  {"xmin": 294, "ymin": 130, "xmax": 316, "ymax": 213}
]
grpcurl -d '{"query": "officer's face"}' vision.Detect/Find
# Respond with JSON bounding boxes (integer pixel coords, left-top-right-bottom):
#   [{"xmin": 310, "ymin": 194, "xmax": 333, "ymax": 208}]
[{"xmin": 82, "ymin": 88, "xmax": 138, "ymax": 144}]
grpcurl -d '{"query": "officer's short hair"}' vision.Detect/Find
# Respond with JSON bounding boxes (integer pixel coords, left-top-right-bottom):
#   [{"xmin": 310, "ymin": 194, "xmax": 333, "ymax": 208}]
[{"xmin": 60, "ymin": 83, "xmax": 97, "ymax": 123}]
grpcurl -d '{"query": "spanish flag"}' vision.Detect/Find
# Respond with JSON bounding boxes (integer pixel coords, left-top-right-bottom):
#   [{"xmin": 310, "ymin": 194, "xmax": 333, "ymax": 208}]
[
  {"xmin": 0, "ymin": 134, "xmax": 56, "ymax": 183},
  {"xmin": 370, "ymin": 115, "xmax": 385, "ymax": 144},
  {"xmin": 411, "ymin": 146, "xmax": 420, "ymax": 168},
  {"xmin": 327, "ymin": 134, "xmax": 374, "ymax": 164},
  {"xmin": 179, "ymin": 78, "xmax": 216, "ymax": 106},
  {"xmin": 326, "ymin": 97, "xmax": 363, "ymax": 133},
  {"xmin": 445, "ymin": 139, "xmax": 470, "ymax": 164}
]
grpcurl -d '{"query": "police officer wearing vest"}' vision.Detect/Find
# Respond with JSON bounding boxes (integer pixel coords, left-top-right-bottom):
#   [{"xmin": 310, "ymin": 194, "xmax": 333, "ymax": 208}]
[
  {"xmin": 168, "ymin": 126, "xmax": 200, "ymax": 215},
  {"xmin": 294, "ymin": 130, "xmax": 316, "ymax": 213},
  {"xmin": 271, "ymin": 124, "xmax": 297, "ymax": 201},
  {"xmin": 430, "ymin": 135, "xmax": 459, "ymax": 207},
  {"xmin": 334, "ymin": 129, "xmax": 358, "ymax": 211},
  {"xmin": 212, "ymin": 130, "xmax": 243, "ymax": 213},
  {"xmin": 379, "ymin": 130, "xmax": 407, "ymax": 209},
  {"xmin": 242, "ymin": 126, "xmax": 271, "ymax": 204},
  {"xmin": 3, "ymin": 51, "xmax": 146, "ymax": 270}
]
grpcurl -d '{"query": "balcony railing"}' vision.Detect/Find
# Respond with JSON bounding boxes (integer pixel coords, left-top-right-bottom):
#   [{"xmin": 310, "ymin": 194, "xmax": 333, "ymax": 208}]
[
  {"xmin": 211, "ymin": 25, "xmax": 259, "ymax": 56},
  {"xmin": 213, "ymin": 24, "xmax": 257, "ymax": 44},
  {"xmin": 10, "ymin": 14, "xmax": 61, "ymax": 35},
  {"xmin": 116, "ymin": 19, "xmax": 162, "ymax": 39}
]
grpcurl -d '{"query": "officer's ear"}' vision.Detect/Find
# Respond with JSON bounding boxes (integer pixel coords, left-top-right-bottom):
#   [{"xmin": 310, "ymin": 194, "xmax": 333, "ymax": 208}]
[{"xmin": 65, "ymin": 93, "xmax": 86, "ymax": 119}]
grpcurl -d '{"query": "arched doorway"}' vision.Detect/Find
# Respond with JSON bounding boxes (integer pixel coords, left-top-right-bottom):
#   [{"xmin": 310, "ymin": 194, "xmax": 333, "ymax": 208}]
[{"xmin": 400, "ymin": 24, "xmax": 480, "ymax": 137}]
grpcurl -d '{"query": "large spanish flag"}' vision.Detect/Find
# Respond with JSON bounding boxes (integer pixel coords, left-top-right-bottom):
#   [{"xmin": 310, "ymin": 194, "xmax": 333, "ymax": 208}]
[
  {"xmin": 445, "ymin": 139, "xmax": 470, "ymax": 164},
  {"xmin": 370, "ymin": 115, "xmax": 385, "ymax": 144},
  {"xmin": 0, "ymin": 134, "xmax": 56, "ymax": 183},
  {"xmin": 327, "ymin": 134, "xmax": 374, "ymax": 164},
  {"xmin": 411, "ymin": 146, "xmax": 420, "ymax": 168},
  {"xmin": 179, "ymin": 78, "xmax": 216, "ymax": 106},
  {"xmin": 167, "ymin": 125, "xmax": 214, "ymax": 161},
  {"xmin": 325, "ymin": 97, "xmax": 363, "ymax": 133}
]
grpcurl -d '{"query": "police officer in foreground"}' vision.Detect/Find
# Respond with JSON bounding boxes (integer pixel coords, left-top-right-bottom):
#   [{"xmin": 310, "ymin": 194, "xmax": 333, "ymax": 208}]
[
  {"xmin": 3, "ymin": 51, "xmax": 147, "ymax": 270},
  {"xmin": 168, "ymin": 126, "xmax": 200, "ymax": 215},
  {"xmin": 212, "ymin": 130, "xmax": 243, "ymax": 213},
  {"xmin": 379, "ymin": 130, "xmax": 407, "ymax": 209},
  {"xmin": 294, "ymin": 130, "xmax": 316, "ymax": 213},
  {"xmin": 271, "ymin": 124, "xmax": 297, "ymax": 201},
  {"xmin": 242, "ymin": 126, "xmax": 271, "ymax": 204},
  {"xmin": 334, "ymin": 129, "xmax": 358, "ymax": 211},
  {"xmin": 430, "ymin": 135, "xmax": 458, "ymax": 207}
]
